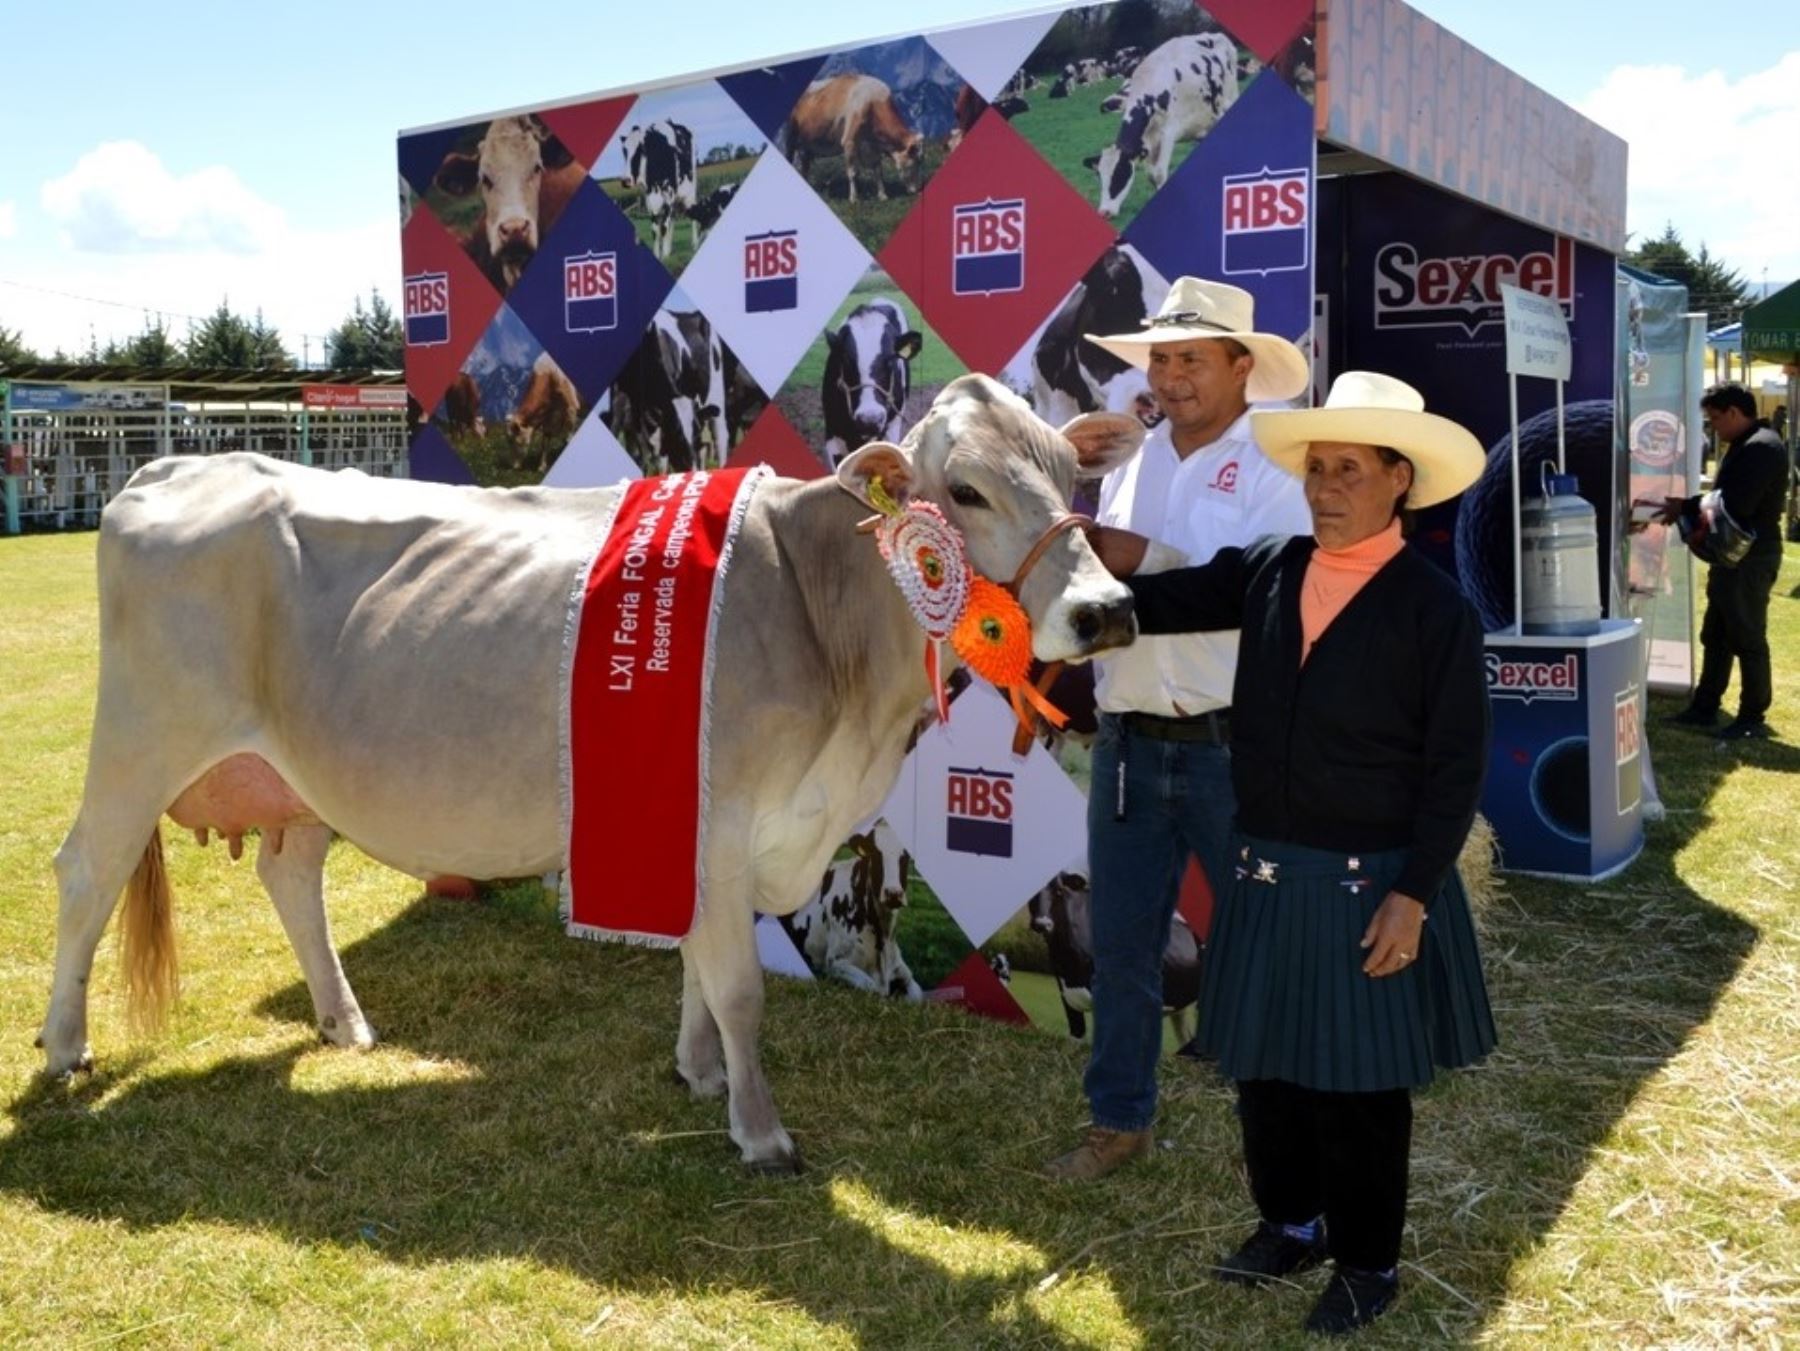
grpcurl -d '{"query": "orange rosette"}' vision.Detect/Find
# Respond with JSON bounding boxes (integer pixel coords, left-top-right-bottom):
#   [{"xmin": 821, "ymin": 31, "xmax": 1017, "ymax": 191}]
[{"xmin": 951, "ymin": 578, "xmax": 1069, "ymax": 734}]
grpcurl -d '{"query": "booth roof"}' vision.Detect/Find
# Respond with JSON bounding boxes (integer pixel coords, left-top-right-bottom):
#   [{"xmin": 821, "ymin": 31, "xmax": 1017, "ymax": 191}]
[
  {"xmin": 0, "ymin": 364, "xmax": 406, "ymax": 405},
  {"xmin": 1743, "ymin": 281, "xmax": 1800, "ymax": 363}
]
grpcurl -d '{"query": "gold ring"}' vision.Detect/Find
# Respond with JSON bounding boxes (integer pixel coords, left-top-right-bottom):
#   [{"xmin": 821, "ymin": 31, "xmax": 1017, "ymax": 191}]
[{"xmin": 1399, "ymin": 952, "xmax": 1413, "ymax": 960}]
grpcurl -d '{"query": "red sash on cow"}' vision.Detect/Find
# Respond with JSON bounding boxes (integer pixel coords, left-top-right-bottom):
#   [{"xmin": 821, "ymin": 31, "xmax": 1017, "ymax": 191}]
[{"xmin": 563, "ymin": 466, "xmax": 768, "ymax": 944}]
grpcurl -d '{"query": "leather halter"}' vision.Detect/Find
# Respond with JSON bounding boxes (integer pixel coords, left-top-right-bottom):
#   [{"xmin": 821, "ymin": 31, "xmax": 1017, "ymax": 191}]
[{"xmin": 1005, "ymin": 511, "xmax": 1094, "ymax": 598}]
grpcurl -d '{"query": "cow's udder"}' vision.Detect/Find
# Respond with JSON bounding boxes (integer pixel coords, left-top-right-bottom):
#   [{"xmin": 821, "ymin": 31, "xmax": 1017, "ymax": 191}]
[{"xmin": 167, "ymin": 753, "xmax": 322, "ymax": 859}]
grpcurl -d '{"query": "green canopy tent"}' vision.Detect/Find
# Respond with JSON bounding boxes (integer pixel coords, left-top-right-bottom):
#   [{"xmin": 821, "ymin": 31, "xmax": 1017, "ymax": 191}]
[{"xmin": 1741, "ymin": 280, "xmax": 1800, "ymax": 536}]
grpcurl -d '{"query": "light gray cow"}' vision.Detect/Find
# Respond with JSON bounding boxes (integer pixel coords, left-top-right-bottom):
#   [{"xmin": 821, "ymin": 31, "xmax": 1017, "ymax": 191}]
[{"xmin": 40, "ymin": 374, "xmax": 1142, "ymax": 1172}]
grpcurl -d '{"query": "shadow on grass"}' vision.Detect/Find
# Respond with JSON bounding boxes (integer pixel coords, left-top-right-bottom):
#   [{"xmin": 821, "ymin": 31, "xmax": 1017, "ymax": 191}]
[{"xmin": 0, "ymin": 708, "xmax": 1766, "ymax": 1344}]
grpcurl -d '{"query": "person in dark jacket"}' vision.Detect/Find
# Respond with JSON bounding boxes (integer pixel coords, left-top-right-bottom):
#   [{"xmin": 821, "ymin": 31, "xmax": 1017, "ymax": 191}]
[
  {"xmin": 1087, "ymin": 371, "xmax": 1497, "ymax": 1337},
  {"xmin": 1656, "ymin": 383, "xmax": 1790, "ymax": 740}
]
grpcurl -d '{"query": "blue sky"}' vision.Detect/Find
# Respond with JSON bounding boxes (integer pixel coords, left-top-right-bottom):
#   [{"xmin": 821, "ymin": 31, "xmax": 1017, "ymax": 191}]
[{"xmin": 2, "ymin": 0, "xmax": 1794, "ymax": 358}]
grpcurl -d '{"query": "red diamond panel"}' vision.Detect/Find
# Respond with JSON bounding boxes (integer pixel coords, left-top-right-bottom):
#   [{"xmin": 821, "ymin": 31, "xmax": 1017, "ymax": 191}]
[
  {"xmin": 878, "ymin": 111, "xmax": 1115, "ymax": 375},
  {"xmin": 727, "ymin": 404, "xmax": 828, "ymax": 480},
  {"xmin": 400, "ymin": 206, "xmax": 503, "ymax": 417},
  {"xmin": 1206, "ymin": 0, "xmax": 1312, "ymax": 62},
  {"xmin": 537, "ymin": 95, "xmax": 634, "ymax": 173}
]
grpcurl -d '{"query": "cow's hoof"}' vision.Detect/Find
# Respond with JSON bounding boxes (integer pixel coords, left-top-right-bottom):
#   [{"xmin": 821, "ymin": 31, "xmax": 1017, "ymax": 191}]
[
  {"xmin": 744, "ymin": 1150, "xmax": 804, "ymax": 1176},
  {"xmin": 673, "ymin": 1063, "xmax": 727, "ymax": 1100},
  {"xmin": 319, "ymin": 1019, "xmax": 378, "ymax": 1050},
  {"xmin": 45, "ymin": 1048, "xmax": 94, "ymax": 1079}
]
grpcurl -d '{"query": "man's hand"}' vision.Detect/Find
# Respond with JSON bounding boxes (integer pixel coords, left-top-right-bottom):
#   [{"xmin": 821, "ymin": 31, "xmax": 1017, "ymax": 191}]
[
  {"xmin": 1653, "ymin": 495, "xmax": 1687, "ymax": 527},
  {"xmin": 1360, "ymin": 891, "xmax": 1426, "ymax": 978},
  {"xmin": 1083, "ymin": 525, "xmax": 1149, "ymax": 577}
]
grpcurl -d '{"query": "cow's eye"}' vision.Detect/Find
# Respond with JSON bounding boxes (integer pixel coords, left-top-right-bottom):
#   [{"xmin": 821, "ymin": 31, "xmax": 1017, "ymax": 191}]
[{"xmin": 949, "ymin": 483, "xmax": 988, "ymax": 509}]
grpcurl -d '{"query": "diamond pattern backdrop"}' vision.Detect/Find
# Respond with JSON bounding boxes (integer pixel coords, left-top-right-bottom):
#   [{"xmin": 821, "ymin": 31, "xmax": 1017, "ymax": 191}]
[{"xmin": 398, "ymin": 0, "xmax": 1317, "ymax": 1043}]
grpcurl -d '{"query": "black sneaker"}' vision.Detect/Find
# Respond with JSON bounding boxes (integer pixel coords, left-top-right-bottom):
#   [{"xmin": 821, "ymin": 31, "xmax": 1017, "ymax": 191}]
[
  {"xmin": 1214, "ymin": 1220, "xmax": 1328, "ymax": 1287},
  {"xmin": 1716, "ymin": 717, "xmax": 1771, "ymax": 742},
  {"xmin": 1666, "ymin": 704, "xmax": 1720, "ymax": 728},
  {"xmin": 1304, "ymin": 1265, "xmax": 1399, "ymax": 1336}
]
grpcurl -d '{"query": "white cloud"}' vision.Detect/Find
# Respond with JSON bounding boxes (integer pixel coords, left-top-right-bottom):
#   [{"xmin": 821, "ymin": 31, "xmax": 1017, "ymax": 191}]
[
  {"xmin": 41, "ymin": 141, "xmax": 286, "ymax": 255},
  {"xmin": 1578, "ymin": 52, "xmax": 1800, "ymax": 285},
  {"xmin": 0, "ymin": 201, "xmax": 15, "ymax": 239}
]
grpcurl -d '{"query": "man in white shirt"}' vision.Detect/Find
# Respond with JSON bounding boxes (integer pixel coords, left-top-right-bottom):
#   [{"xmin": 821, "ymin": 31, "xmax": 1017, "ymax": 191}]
[{"xmin": 1046, "ymin": 277, "xmax": 1312, "ymax": 1181}]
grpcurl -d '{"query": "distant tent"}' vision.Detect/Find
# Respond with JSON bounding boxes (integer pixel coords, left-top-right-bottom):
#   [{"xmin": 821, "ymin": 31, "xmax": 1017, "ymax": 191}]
[{"xmin": 1742, "ymin": 280, "xmax": 1800, "ymax": 364}]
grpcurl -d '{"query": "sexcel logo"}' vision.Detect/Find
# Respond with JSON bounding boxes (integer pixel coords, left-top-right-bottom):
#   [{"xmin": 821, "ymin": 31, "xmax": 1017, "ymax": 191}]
[
  {"xmin": 564, "ymin": 251, "xmax": 618, "ymax": 334},
  {"xmin": 1486, "ymin": 652, "xmax": 1580, "ymax": 704},
  {"xmin": 743, "ymin": 229, "xmax": 798, "ymax": 313},
  {"xmin": 1374, "ymin": 236, "xmax": 1574, "ymax": 337},
  {"xmin": 952, "ymin": 199, "xmax": 1025, "ymax": 296},
  {"xmin": 945, "ymin": 765, "xmax": 1013, "ymax": 857},
  {"xmin": 1221, "ymin": 168, "xmax": 1309, "ymax": 277},
  {"xmin": 404, "ymin": 271, "xmax": 450, "ymax": 347}
]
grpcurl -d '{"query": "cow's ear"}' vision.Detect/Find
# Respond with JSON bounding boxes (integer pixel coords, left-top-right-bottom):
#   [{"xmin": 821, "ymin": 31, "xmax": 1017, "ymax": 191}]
[
  {"xmin": 434, "ymin": 152, "xmax": 479, "ymax": 197},
  {"xmin": 540, "ymin": 133, "xmax": 574, "ymax": 171},
  {"xmin": 1060, "ymin": 412, "xmax": 1146, "ymax": 479},
  {"xmin": 895, "ymin": 331, "xmax": 923, "ymax": 361},
  {"xmin": 836, "ymin": 441, "xmax": 915, "ymax": 512}
]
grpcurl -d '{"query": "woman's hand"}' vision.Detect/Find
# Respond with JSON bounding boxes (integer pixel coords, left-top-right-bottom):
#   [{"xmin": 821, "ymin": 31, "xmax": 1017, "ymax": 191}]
[{"xmin": 1360, "ymin": 891, "xmax": 1425, "ymax": 977}]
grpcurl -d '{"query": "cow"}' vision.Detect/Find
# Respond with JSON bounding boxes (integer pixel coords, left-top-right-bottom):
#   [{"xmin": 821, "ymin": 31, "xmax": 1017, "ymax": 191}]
[
  {"xmin": 1032, "ymin": 247, "xmax": 1162, "ymax": 429},
  {"xmin": 505, "ymin": 354, "xmax": 581, "ymax": 475},
  {"xmin": 1048, "ymin": 76, "xmax": 1071, "ymax": 99},
  {"xmin": 38, "ymin": 374, "xmax": 1144, "ymax": 1173},
  {"xmin": 440, "ymin": 371, "xmax": 486, "ymax": 439},
  {"xmin": 821, "ymin": 297, "xmax": 921, "ymax": 468},
  {"xmin": 780, "ymin": 820, "xmax": 921, "ymax": 1000},
  {"xmin": 1107, "ymin": 46, "xmax": 1143, "ymax": 78},
  {"xmin": 685, "ymin": 182, "xmax": 739, "ymax": 242},
  {"xmin": 784, "ymin": 74, "xmax": 923, "ymax": 204},
  {"xmin": 433, "ymin": 115, "xmax": 584, "ymax": 292},
  {"xmin": 608, "ymin": 310, "xmax": 728, "ymax": 476},
  {"xmin": 1083, "ymin": 33, "xmax": 1240, "ymax": 218},
  {"xmin": 946, "ymin": 84, "xmax": 984, "ymax": 153},
  {"xmin": 995, "ymin": 95, "xmax": 1030, "ymax": 120},
  {"xmin": 618, "ymin": 120, "xmax": 698, "ymax": 261},
  {"xmin": 1027, "ymin": 869, "xmax": 1200, "ymax": 1042}
]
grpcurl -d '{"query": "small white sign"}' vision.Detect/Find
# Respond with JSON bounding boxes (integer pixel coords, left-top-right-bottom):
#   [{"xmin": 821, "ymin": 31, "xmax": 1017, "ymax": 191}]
[{"xmin": 1500, "ymin": 282, "xmax": 1572, "ymax": 381}]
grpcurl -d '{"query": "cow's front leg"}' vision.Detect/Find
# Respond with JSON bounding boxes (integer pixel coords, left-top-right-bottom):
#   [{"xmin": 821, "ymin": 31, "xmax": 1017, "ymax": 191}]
[
  {"xmin": 675, "ymin": 944, "xmax": 726, "ymax": 1099},
  {"xmin": 841, "ymin": 144, "xmax": 859, "ymax": 203},
  {"xmin": 685, "ymin": 898, "xmax": 798, "ymax": 1171},
  {"xmin": 256, "ymin": 824, "xmax": 375, "ymax": 1050}
]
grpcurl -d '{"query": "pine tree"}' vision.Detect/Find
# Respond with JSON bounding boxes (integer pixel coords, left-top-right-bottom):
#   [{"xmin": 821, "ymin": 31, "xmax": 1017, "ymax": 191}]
[
  {"xmin": 0, "ymin": 324, "xmax": 37, "ymax": 365},
  {"xmin": 1625, "ymin": 224, "xmax": 1754, "ymax": 331},
  {"xmin": 183, "ymin": 300, "xmax": 289, "ymax": 368},
  {"xmin": 325, "ymin": 291, "xmax": 403, "ymax": 369}
]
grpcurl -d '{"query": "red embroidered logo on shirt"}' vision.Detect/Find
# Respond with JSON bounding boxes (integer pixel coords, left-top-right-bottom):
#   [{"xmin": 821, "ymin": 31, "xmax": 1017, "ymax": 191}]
[{"xmin": 1208, "ymin": 461, "xmax": 1239, "ymax": 493}]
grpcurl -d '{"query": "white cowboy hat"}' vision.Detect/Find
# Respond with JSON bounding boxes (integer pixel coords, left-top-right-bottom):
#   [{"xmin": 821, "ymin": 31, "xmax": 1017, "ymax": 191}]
[
  {"xmin": 1083, "ymin": 276, "xmax": 1309, "ymax": 403},
  {"xmin": 1251, "ymin": 371, "xmax": 1486, "ymax": 509}
]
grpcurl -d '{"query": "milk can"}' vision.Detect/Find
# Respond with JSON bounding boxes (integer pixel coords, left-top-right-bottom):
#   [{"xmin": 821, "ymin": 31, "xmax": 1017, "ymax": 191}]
[{"xmin": 1520, "ymin": 464, "xmax": 1602, "ymax": 636}]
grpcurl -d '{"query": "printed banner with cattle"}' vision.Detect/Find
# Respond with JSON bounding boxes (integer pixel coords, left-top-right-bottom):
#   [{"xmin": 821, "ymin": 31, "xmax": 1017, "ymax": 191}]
[{"xmin": 398, "ymin": 0, "xmax": 1317, "ymax": 1042}]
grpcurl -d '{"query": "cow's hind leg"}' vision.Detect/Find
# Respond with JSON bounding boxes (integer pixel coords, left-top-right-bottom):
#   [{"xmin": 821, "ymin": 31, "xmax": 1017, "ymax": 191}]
[
  {"xmin": 675, "ymin": 946, "xmax": 726, "ymax": 1099},
  {"xmin": 256, "ymin": 825, "xmax": 375, "ymax": 1049},
  {"xmin": 685, "ymin": 900, "xmax": 798, "ymax": 1171}
]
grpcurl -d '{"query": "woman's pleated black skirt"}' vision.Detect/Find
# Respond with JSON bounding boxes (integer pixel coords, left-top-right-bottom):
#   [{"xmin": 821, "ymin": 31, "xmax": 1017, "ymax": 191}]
[{"xmin": 1195, "ymin": 835, "xmax": 1497, "ymax": 1092}]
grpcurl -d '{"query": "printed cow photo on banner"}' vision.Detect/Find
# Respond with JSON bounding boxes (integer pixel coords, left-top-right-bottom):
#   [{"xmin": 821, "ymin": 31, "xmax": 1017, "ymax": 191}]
[
  {"xmin": 779, "ymin": 36, "xmax": 975, "ymax": 254},
  {"xmin": 430, "ymin": 306, "xmax": 584, "ymax": 486},
  {"xmin": 592, "ymin": 80, "xmax": 769, "ymax": 278},
  {"xmin": 1006, "ymin": 2, "xmax": 1251, "ymax": 230},
  {"xmin": 601, "ymin": 285, "xmax": 767, "ymax": 477},
  {"xmin": 772, "ymin": 265, "xmax": 960, "ymax": 470},
  {"xmin": 422, "ymin": 114, "xmax": 586, "ymax": 297},
  {"xmin": 776, "ymin": 819, "xmax": 923, "ymax": 1001}
]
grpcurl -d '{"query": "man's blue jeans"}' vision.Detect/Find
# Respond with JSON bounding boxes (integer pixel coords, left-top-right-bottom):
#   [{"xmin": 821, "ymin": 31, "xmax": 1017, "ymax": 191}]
[{"xmin": 1083, "ymin": 712, "xmax": 1236, "ymax": 1132}]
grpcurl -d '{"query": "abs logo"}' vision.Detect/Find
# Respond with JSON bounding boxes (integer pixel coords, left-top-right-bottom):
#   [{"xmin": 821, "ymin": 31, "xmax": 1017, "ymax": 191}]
[
  {"xmin": 945, "ymin": 765, "xmax": 1013, "ymax": 857},
  {"xmin": 1614, "ymin": 687, "xmax": 1642, "ymax": 816},
  {"xmin": 952, "ymin": 199, "xmax": 1025, "ymax": 296},
  {"xmin": 743, "ymin": 229, "xmax": 798, "ymax": 313},
  {"xmin": 564, "ymin": 251, "xmax": 618, "ymax": 334},
  {"xmin": 1486, "ymin": 651, "xmax": 1580, "ymax": 704},
  {"xmin": 1374, "ymin": 235, "xmax": 1574, "ymax": 337},
  {"xmin": 404, "ymin": 271, "xmax": 450, "ymax": 348},
  {"xmin": 1221, "ymin": 168, "xmax": 1309, "ymax": 277}
]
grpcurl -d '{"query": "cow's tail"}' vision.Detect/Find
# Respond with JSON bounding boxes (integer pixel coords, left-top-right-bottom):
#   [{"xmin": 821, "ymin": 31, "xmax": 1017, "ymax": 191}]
[{"xmin": 121, "ymin": 825, "xmax": 179, "ymax": 1032}]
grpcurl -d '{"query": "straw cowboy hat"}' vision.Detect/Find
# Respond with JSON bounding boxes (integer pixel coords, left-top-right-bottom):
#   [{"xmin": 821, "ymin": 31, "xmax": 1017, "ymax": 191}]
[
  {"xmin": 1251, "ymin": 371, "xmax": 1486, "ymax": 509},
  {"xmin": 1084, "ymin": 276, "xmax": 1310, "ymax": 403}
]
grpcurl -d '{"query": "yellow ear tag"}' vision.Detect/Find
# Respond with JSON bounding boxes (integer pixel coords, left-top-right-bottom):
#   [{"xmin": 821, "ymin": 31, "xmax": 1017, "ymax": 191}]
[{"xmin": 867, "ymin": 477, "xmax": 901, "ymax": 517}]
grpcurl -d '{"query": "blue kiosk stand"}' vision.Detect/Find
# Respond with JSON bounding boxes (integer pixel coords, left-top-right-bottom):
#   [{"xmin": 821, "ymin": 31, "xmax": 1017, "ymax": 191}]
[{"xmin": 1481, "ymin": 619, "xmax": 1645, "ymax": 880}]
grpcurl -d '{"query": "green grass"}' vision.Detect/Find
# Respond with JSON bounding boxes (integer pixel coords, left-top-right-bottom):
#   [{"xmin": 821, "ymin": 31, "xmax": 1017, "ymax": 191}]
[
  {"xmin": 2, "ymin": 529, "xmax": 1798, "ymax": 1347},
  {"xmin": 790, "ymin": 140, "xmax": 954, "ymax": 257},
  {"xmin": 600, "ymin": 159, "xmax": 759, "ymax": 279}
]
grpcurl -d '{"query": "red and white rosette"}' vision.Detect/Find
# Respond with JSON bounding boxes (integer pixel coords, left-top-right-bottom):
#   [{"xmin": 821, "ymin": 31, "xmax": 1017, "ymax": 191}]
[{"xmin": 875, "ymin": 502, "xmax": 970, "ymax": 722}]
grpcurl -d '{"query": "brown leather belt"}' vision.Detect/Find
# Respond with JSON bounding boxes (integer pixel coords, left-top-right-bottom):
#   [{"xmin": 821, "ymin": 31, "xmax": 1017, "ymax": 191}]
[{"xmin": 1119, "ymin": 709, "xmax": 1231, "ymax": 745}]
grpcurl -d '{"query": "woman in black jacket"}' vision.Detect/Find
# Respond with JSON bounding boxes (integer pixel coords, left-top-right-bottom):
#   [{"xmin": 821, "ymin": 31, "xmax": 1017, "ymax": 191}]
[{"xmin": 1088, "ymin": 371, "xmax": 1497, "ymax": 1337}]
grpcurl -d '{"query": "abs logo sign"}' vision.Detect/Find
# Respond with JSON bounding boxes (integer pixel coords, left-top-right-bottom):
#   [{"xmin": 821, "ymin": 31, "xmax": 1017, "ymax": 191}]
[
  {"xmin": 945, "ymin": 765, "xmax": 1013, "ymax": 857},
  {"xmin": 1614, "ymin": 687, "xmax": 1642, "ymax": 815},
  {"xmin": 952, "ymin": 199, "xmax": 1025, "ymax": 296},
  {"xmin": 404, "ymin": 271, "xmax": 449, "ymax": 348},
  {"xmin": 564, "ymin": 251, "xmax": 618, "ymax": 334},
  {"xmin": 1486, "ymin": 651, "xmax": 1580, "ymax": 704},
  {"xmin": 743, "ymin": 229, "xmax": 798, "ymax": 313},
  {"xmin": 1222, "ymin": 168, "xmax": 1309, "ymax": 277},
  {"xmin": 1375, "ymin": 235, "xmax": 1574, "ymax": 337}
]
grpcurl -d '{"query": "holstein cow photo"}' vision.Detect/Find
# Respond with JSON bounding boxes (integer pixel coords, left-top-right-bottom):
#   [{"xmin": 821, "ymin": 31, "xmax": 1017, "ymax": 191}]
[
  {"xmin": 40, "ymin": 375, "xmax": 1144, "ymax": 1170},
  {"xmin": 780, "ymin": 820, "xmax": 922, "ymax": 1000},
  {"xmin": 618, "ymin": 119, "xmax": 698, "ymax": 261},
  {"xmin": 1024, "ymin": 246, "xmax": 1166, "ymax": 429},
  {"xmin": 821, "ymin": 297, "xmax": 923, "ymax": 467},
  {"xmin": 431, "ymin": 114, "xmax": 585, "ymax": 292},
  {"xmin": 783, "ymin": 74, "xmax": 923, "ymax": 204},
  {"xmin": 1084, "ymin": 32, "xmax": 1240, "ymax": 218},
  {"xmin": 604, "ymin": 307, "xmax": 734, "ymax": 476}
]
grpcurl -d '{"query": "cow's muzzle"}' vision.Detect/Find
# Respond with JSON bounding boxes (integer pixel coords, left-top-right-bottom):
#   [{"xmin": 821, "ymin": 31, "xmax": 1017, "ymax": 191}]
[{"xmin": 1070, "ymin": 593, "xmax": 1135, "ymax": 653}]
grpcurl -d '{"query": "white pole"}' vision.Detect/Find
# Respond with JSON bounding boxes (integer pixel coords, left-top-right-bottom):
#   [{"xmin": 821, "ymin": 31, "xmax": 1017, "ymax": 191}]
[
  {"xmin": 1510, "ymin": 372, "xmax": 1523, "ymax": 634},
  {"xmin": 1555, "ymin": 377, "xmax": 1566, "ymax": 476}
]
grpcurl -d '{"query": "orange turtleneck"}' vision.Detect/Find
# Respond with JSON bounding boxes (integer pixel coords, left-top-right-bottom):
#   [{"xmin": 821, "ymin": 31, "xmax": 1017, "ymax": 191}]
[{"xmin": 1300, "ymin": 518, "xmax": 1405, "ymax": 664}]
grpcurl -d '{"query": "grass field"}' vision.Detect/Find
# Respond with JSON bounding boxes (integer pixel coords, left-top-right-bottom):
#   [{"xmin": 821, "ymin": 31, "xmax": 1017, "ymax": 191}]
[
  {"xmin": 1, "ymin": 530, "xmax": 1797, "ymax": 1347},
  {"xmin": 600, "ymin": 159, "xmax": 759, "ymax": 279}
]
